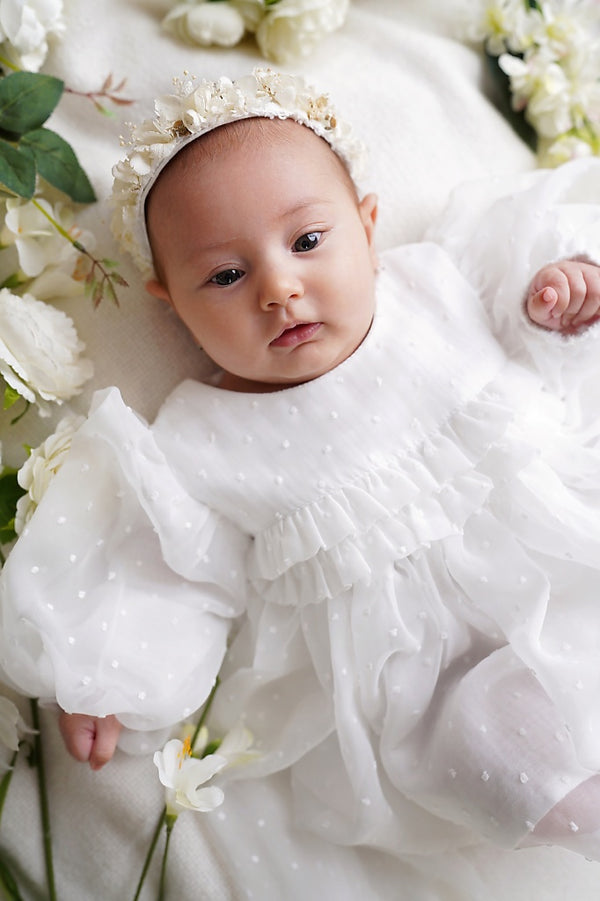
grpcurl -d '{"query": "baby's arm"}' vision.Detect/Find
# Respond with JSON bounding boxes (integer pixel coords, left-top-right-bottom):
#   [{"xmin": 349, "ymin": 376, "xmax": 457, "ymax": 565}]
[
  {"xmin": 526, "ymin": 260, "xmax": 600, "ymax": 333},
  {"xmin": 58, "ymin": 711, "xmax": 122, "ymax": 770}
]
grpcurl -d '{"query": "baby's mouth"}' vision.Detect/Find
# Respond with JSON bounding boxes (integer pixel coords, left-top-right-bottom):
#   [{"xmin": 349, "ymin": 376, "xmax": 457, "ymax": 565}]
[{"xmin": 270, "ymin": 322, "xmax": 322, "ymax": 348}]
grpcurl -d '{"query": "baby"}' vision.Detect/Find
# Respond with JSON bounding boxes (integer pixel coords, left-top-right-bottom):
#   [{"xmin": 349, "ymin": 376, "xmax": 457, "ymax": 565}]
[{"xmin": 3, "ymin": 69, "xmax": 600, "ymax": 858}]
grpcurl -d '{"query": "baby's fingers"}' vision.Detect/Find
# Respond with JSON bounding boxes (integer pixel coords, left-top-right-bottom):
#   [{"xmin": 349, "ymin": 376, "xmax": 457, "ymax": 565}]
[
  {"xmin": 89, "ymin": 715, "xmax": 122, "ymax": 771},
  {"xmin": 527, "ymin": 285, "xmax": 565, "ymax": 330}
]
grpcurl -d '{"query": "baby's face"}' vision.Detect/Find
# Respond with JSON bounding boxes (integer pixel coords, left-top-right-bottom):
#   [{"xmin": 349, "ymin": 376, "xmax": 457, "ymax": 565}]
[{"xmin": 146, "ymin": 118, "xmax": 378, "ymax": 393}]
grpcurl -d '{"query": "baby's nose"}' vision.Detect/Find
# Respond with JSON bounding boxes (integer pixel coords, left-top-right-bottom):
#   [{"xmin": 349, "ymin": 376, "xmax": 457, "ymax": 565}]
[{"xmin": 258, "ymin": 264, "xmax": 304, "ymax": 309}]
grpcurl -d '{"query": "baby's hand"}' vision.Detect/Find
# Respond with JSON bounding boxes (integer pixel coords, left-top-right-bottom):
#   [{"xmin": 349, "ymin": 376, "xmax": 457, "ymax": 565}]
[
  {"xmin": 58, "ymin": 711, "xmax": 122, "ymax": 770},
  {"xmin": 527, "ymin": 260, "xmax": 600, "ymax": 333}
]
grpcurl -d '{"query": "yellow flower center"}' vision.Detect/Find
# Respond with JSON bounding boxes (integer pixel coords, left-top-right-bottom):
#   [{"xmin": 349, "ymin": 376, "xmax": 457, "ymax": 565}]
[{"xmin": 177, "ymin": 736, "xmax": 192, "ymax": 769}]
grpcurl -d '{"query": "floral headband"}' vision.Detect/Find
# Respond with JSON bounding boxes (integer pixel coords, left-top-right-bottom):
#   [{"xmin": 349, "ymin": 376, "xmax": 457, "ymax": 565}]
[{"xmin": 111, "ymin": 67, "xmax": 366, "ymax": 278}]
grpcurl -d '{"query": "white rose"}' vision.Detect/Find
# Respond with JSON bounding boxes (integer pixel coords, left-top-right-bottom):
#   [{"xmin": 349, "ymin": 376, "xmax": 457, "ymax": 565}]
[
  {"xmin": 1, "ymin": 198, "xmax": 93, "ymax": 301},
  {"xmin": 255, "ymin": 0, "xmax": 349, "ymax": 63},
  {"xmin": 15, "ymin": 412, "xmax": 84, "ymax": 534},
  {"xmin": 162, "ymin": 1, "xmax": 245, "ymax": 48},
  {"xmin": 0, "ymin": 0, "xmax": 65, "ymax": 71},
  {"xmin": 0, "ymin": 289, "xmax": 93, "ymax": 413}
]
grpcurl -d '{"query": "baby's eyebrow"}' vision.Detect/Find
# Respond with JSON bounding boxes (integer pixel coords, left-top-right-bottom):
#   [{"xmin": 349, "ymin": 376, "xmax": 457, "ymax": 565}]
[{"xmin": 279, "ymin": 198, "xmax": 334, "ymax": 219}]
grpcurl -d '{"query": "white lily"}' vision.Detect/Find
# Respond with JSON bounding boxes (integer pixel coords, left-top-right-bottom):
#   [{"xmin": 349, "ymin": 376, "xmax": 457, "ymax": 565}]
[
  {"xmin": 1, "ymin": 198, "xmax": 93, "ymax": 301},
  {"xmin": 153, "ymin": 738, "xmax": 226, "ymax": 816}
]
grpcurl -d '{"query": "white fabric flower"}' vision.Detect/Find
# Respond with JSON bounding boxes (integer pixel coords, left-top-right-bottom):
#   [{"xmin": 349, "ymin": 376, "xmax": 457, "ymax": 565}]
[
  {"xmin": 539, "ymin": 132, "xmax": 595, "ymax": 167},
  {"xmin": 154, "ymin": 738, "xmax": 226, "ymax": 815},
  {"xmin": 15, "ymin": 413, "xmax": 84, "ymax": 535},
  {"xmin": 0, "ymin": 0, "xmax": 65, "ymax": 71},
  {"xmin": 0, "ymin": 696, "xmax": 27, "ymax": 753},
  {"xmin": 182, "ymin": 721, "xmax": 259, "ymax": 767},
  {"xmin": 1, "ymin": 198, "xmax": 93, "ymax": 301},
  {"xmin": 465, "ymin": 0, "xmax": 534, "ymax": 56},
  {"xmin": 229, "ymin": 0, "xmax": 264, "ymax": 33},
  {"xmin": 255, "ymin": 0, "xmax": 349, "ymax": 64},
  {"xmin": 499, "ymin": 50, "xmax": 573, "ymax": 137},
  {"xmin": 111, "ymin": 68, "xmax": 366, "ymax": 277},
  {"xmin": 0, "ymin": 289, "xmax": 93, "ymax": 414},
  {"xmin": 162, "ymin": 1, "xmax": 245, "ymax": 48}
]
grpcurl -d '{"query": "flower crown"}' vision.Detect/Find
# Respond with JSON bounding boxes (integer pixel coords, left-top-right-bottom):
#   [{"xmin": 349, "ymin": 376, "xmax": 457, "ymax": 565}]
[{"xmin": 111, "ymin": 67, "xmax": 367, "ymax": 278}]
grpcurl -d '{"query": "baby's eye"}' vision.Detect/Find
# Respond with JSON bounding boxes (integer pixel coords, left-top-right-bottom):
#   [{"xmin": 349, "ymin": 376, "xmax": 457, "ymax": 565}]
[
  {"xmin": 210, "ymin": 268, "xmax": 244, "ymax": 286},
  {"xmin": 293, "ymin": 232, "xmax": 321, "ymax": 253}
]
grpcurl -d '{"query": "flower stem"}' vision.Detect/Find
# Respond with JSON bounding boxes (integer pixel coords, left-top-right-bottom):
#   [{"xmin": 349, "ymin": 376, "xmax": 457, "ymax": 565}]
[
  {"xmin": 0, "ymin": 750, "xmax": 17, "ymax": 826},
  {"xmin": 0, "ymin": 54, "xmax": 19, "ymax": 73},
  {"xmin": 190, "ymin": 678, "xmax": 220, "ymax": 749},
  {"xmin": 157, "ymin": 814, "xmax": 177, "ymax": 901},
  {"xmin": 132, "ymin": 806, "xmax": 166, "ymax": 901},
  {"xmin": 29, "ymin": 699, "xmax": 57, "ymax": 901},
  {"xmin": 31, "ymin": 198, "xmax": 126, "ymax": 306}
]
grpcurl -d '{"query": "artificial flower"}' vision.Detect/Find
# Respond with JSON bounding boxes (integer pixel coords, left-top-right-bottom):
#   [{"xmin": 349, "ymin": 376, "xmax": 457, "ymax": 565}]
[
  {"xmin": 0, "ymin": 0, "xmax": 65, "ymax": 71},
  {"xmin": 472, "ymin": 0, "xmax": 600, "ymax": 165},
  {"xmin": 112, "ymin": 68, "xmax": 365, "ymax": 276},
  {"xmin": 181, "ymin": 720, "xmax": 259, "ymax": 767},
  {"xmin": 154, "ymin": 737, "xmax": 227, "ymax": 815},
  {"xmin": 0, "ymin": 696, "xmax": 27, "ymax": 753},
  {"xmin": 0, "ymin": 289, "xmax": 93, "ymax": 414},
  {"xmin": 466, "ymin": 0, "xmax": 533, "ymax": 56},
  {"xmin": 14, "ymin": 413, "xmax": 84, "ymax": 534},
  {"xmin": 254, "ymin": 0, "xmax": 350, "ymax": 64},
  {"xmin": 229, "ymin": 0, "xmax": 264, "ymax": 32},
  {"xmin": 539, "ymin": 131, "xmax": 596, "ymax": 166},
  {"xmin": 1, "ymin": 198, "xmax": 93, "ymax": 299},
  {"xmin": 162, "ymin": 0, "xmax": 245, "ymax": 47},
  {"xmin": 498, "ymin": 49, "xmax": 573, "ymax": 136}
]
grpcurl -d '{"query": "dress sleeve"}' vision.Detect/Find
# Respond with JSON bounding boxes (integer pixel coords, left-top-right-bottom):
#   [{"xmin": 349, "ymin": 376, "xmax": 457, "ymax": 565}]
[
  {"xmin": 425, "ymin": 157, "xmax": 600, "ymax": 396},
  {"xmin": 0, "ymin": 387, "xmax": 249, "ymax": 736}
]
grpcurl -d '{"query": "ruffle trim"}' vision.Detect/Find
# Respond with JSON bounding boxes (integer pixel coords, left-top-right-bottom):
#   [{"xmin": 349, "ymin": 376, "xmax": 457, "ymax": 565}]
[{"xmin": 248, "ymin": 393, "xmax": 514, "ymax": 607}]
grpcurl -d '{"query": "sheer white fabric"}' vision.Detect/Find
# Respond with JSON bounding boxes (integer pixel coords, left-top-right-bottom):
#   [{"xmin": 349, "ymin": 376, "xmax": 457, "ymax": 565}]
[{"xmin": 2, "ymin": 160, "xmax": 600, "ymax": 861}]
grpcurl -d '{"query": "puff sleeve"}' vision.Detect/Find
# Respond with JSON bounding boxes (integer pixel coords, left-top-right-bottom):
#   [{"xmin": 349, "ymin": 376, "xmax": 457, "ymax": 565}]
[
  {"xmin": 0, "ymin": 388, "xmax": 248, "ymax": 736},
  {"xmin": 426, "ymin": 157, "xmax": 600, "ymax": 398}
]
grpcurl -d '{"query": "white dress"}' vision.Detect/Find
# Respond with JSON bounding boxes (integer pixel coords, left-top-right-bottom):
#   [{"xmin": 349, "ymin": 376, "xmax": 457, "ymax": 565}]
[{"xmin": 2, "ymin": 159, "xmax": 600, "ymax": 862}]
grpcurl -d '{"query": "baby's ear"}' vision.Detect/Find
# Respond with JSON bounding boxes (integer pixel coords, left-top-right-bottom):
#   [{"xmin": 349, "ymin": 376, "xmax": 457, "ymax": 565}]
[
  {"xmin": 359, "ymin": 193, "xmax": 378, "ymax": 265},
  {"xmin": 145, "ymin": 279, "xmax": 172, "ymax": 305}
]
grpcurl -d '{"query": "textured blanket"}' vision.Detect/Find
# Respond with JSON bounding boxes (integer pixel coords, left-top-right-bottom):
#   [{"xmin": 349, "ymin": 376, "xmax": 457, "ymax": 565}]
[{"xmin": 4, "ymin": 1, "xmax": 600, "ymax": 898}]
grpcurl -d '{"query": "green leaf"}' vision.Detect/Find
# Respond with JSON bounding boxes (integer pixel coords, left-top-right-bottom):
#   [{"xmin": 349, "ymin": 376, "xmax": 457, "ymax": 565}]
[
  {"xmin": 0, "ymin": 469, "xmax": 25, "ymax": 542},
  {"xmin": 0, "ymin": 850, "xmax": 25, "ymax": 901},
  {"xmin": 485, "ymin": 53, "xmax": 537, "ymax": 152},
  {"xmin": 2, "ymin": 385, "xmax": 20, "ymax": 411},
  {"xmin": 0, "ymin": 140, "xmax": 35, "ymax": 198},
  {"xmin": 0, "ymin": 72, "xmax": 64, "ymax": 136},
  {"xmin": 20, "ymin": 127, "xmax": 96, "ymax": 203}
]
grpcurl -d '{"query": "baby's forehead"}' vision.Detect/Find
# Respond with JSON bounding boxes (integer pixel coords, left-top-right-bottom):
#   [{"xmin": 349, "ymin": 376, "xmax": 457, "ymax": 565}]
[{"xmin": 157, "ymin": 116, "xmax": 355, "ymax": 194}]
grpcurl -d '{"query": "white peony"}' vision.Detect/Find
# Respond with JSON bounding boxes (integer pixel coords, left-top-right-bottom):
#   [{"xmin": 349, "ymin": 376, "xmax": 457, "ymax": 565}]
[
  {"xmin": 162, "ymin": 1, "xmax": 245, "ymax": 48},
  {"xmin": 0, "ymin": 289, "xmax": 93, "ymax": 414},
  {"xmin": 15, "ymin": 412, "xmax": 84, "ymax": 534},
  {"xmin": 0, "ymin": 0, "xmax": 65, "ymax": 72},
  {"xmin": 255, "ymin": 0, "xmax": 349, "ymax": 64}
]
